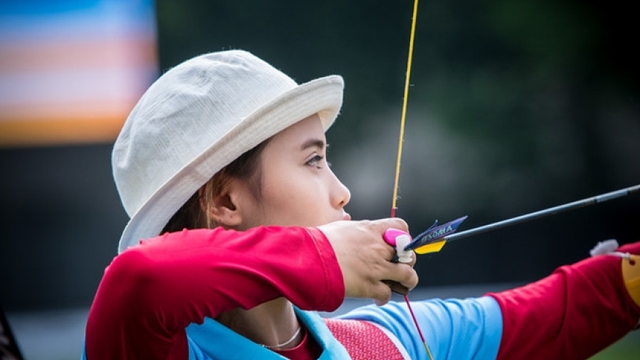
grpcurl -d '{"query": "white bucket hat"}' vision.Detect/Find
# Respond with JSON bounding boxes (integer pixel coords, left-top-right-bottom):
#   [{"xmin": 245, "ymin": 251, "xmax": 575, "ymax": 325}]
[{"xmin": 112, "ymin": 50, "xmax": 344, "ymax": 253}]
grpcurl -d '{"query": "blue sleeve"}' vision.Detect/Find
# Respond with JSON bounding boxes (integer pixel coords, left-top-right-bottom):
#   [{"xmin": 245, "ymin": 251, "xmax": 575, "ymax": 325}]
[{"xmin": 336, "ymin": 296, "xmax": 503, "ymax": 360}]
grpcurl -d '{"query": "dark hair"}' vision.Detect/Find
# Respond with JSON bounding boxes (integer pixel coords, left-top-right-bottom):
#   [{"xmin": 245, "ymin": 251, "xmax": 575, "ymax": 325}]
[{"xmin": 162, "ymin": 139, "xmax": 270, "ymax": 233}]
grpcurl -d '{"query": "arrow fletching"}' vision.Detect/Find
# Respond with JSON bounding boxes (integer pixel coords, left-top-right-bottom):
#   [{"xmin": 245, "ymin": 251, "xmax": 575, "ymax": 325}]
[{"xmin": 405, "ymin": 216, "xmax": 468, "ymax": 254}]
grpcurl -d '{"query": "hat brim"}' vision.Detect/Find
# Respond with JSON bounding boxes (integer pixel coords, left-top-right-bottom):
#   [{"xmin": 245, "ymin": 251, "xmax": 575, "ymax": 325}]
[{"xmin": 117, "ymin": 75, "xmax": 344, "ymax": 253}]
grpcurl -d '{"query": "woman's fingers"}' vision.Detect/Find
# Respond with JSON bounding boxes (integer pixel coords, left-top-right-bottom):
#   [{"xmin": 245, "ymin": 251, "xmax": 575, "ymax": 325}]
[
  {"xmin": 382, "ymin": 280, "xmax": 410, "ymax": 296},
  {"xmin": 318, "ymin": 218, "xmax": 419, "ymax": 302}
]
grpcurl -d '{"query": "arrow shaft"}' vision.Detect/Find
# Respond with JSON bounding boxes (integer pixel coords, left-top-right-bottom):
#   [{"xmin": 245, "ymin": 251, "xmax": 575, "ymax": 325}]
[{"xmin": 445, "ymin": 184, "xmax": 640, "ymax": 243}]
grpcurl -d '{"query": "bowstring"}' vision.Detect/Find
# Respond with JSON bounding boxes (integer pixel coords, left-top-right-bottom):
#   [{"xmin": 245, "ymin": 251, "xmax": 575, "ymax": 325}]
[
  {"xmin": 391, "ymin": 0, "xmax": 434, "ymax": 358},
  {"xmin": 391, "ymin": 0, "xmax": 419, "ymax": 218}
]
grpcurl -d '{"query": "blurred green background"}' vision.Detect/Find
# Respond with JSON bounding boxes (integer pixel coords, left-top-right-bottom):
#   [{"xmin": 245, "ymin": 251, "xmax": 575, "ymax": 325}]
[
  {"xmin": 1, "ymin": 0, "xmax": 639, "ymax": 358},
  {"xmin": 153, "ymin": 0, "xmax": 640, "ymax": 287},
  {"xmin": 592, "ymin": 331, "xmax": 640, "ymax": 359}
]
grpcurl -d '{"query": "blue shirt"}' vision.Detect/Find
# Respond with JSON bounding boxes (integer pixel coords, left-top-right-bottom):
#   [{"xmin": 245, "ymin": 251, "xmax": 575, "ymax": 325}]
[{"xmin": 82, "ymin": 296, "xmax": 502, "ymax": 359}]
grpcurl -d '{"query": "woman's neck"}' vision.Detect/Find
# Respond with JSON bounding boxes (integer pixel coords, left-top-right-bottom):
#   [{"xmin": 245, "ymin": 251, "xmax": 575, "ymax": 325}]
[{"xmin": 217, "ymin": 297, "xmax": 302, "ymax": 349}]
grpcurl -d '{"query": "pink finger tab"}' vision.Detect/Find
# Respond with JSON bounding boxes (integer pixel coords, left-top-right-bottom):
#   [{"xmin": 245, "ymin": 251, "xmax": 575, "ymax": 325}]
[{"xmin": 383, "ymin": 228, "xmax": 407, "ymax": 246}]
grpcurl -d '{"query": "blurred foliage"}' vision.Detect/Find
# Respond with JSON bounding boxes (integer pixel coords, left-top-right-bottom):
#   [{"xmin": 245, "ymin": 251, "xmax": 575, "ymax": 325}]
[
  {"xmin": 590, "ymin": 329, "xmax": 640, "ymax": 359},
  {"xmin": 154, "ymin": 0, "xmax": 640, "ymax": 285}
]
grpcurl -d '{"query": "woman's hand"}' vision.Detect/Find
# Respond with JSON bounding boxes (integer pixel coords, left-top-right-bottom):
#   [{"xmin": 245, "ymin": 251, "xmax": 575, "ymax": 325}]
[{"xmin": 318, "ymin": 218, "xmax": 419, "ymax": 305}]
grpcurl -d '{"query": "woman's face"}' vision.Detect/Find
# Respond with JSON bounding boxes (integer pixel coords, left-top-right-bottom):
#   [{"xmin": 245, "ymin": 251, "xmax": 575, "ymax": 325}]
[{"xmin": 232, "ymin": 114, "xmax": 351, "ymax": 228}]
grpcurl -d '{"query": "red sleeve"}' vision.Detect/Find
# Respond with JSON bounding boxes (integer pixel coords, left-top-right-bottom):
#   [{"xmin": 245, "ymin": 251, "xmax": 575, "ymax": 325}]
[
  {"xmin": 85, "ymin": 226, "xmax": 344, "ymax": 360},
  {"xmin": 489, "ymin": 241, "xmax": 640, "ymax": 360}
]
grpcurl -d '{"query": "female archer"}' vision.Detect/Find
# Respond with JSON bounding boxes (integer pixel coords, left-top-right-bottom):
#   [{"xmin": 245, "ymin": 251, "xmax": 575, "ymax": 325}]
[{"xmin": 83, "ymin": 50, "xmax": 640, "ymax": 359}]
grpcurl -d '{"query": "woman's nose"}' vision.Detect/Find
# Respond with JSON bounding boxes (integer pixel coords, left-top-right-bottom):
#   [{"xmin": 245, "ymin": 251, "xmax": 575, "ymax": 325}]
[{"xmin": 331, "ymin": 171, "xmax": 351, "ymax": 208}]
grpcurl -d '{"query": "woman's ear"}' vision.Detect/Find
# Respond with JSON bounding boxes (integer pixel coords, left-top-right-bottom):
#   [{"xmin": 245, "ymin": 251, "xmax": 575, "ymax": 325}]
[
  {"xmin": 204, "ymin": 192, "xmax": 243, "ymax": 227},
  {"xmin": 199, "ymin": 177, "xmax": 254, "ymax": 229}
]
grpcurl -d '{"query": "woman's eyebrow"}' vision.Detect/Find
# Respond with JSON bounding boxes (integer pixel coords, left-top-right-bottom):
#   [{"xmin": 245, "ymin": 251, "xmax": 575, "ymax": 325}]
[{"xmin": 300, "ymin": 138, "xmax": 325, "ymax": 151}]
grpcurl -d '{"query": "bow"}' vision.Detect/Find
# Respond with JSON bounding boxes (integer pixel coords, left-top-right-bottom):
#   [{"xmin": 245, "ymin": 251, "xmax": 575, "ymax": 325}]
[{"xmin": 385, "ymin": 0, "xmax": 435, "ymax": 357}]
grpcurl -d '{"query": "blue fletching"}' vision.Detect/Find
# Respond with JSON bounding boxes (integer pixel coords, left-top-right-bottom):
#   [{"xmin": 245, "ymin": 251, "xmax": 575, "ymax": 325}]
[
  {"xmin": 405, "ymin": 216, "xmax": 468, "ymax": 251},
  {"xmin": 425, "ymin": 219, "xmax": 439, "ymax": 231}
]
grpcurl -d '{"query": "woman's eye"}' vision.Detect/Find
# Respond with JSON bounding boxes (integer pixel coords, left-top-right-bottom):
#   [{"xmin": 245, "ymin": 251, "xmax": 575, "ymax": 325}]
[{"xmin": 307, "ymin": 155, "xmax": 324, "ymax": 168}]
